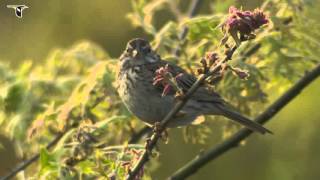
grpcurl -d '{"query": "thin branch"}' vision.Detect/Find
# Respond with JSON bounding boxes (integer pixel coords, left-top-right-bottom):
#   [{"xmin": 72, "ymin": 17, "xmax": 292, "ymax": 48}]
[
  {"xmin": 173, "ymin": 0, "xmax": 203, "ymax": 58},
  {"xmin": 94, "ymin": 126, "xmax": 152, "ymax": 150},
  {"xmin": 129, "ymin": 126, "xmax": 152, "ymax": 144},
  {"xmin": 168, "ymin": 63, "xmax": 320, "ymax": 180},
  {"xmin": 126, "ymin": 45, "xmax": 238, "ymax": 180},
  {"xmin": 243, "ymin": 43, "xmax": 261, "ymax": 57},
  {"xmin": 0, "ymin": 132, "xmax": 65, "ymax": 180}
]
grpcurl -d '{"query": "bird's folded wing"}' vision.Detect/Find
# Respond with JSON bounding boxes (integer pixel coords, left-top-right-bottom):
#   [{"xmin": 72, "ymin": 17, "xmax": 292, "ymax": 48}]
[{"xmin": 152, "ymin": 60, "xmax": 224, "ymax": 104}]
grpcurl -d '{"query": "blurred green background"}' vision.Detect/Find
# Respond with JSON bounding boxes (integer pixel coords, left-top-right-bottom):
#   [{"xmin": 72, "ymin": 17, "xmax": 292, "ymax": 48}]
[{"xmin": 0, "ymin": 0, "xmax": 319, "ymax": 179}]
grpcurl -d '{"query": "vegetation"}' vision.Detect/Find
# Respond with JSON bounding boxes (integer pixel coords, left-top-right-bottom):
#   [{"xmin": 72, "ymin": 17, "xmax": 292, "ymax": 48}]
[{"xmin": 0, "ymin": 0, "xmax": 319, "ymax": 179}]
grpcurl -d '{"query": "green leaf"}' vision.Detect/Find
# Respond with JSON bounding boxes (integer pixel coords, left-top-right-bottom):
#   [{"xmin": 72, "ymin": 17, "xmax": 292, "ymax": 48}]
[
  {"xmin": 77, "ymin": 160, "xmax": 98, "ymax": 175},
  {"xmin": 4, "ymin": 82, "xmax": 25, "ymax": 113},
  {"xmin": 39, "ymin": 148, "xmax": 60, "ymax": 178},
  {"xmin": 181, "ymin": 15, "xmax": 224, "ymax": 41},
  {"xmin": 53, "ymin": 129, "xmax": 76, "ymax": 153},
  {"xmin": 95, "ymin": 115, "xmax": 127, "ymax": 130}
]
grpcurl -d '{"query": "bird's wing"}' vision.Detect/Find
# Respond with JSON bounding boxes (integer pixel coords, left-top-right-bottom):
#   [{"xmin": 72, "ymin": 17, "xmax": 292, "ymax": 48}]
[{"xmin": 149, "ymin": 60, "xmax": 224, "ymax": 104}]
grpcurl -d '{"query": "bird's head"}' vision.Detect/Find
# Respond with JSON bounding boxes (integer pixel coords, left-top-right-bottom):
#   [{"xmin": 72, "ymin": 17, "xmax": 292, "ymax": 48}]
[{"xmin": 120, "ymin": 38, "xmax": 160, "ymax": 66}]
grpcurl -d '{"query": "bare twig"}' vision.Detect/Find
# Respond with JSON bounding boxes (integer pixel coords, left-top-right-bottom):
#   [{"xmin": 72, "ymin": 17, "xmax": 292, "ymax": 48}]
[
  {"xmin": 173, "ymin": 0, "xmax": 203, "ymax": 58},
  {"xmin": 1, "ymin": 132, "xmax": 65, "ymax": 180},
  {"xmin": 168, "ymin": 63, "xmax": 320, "ymax": 180},
  {"xmin": 129, "ymin": 126, "xmax": 152, "ymax": 144},
  {"xmin": 126, "ymin": 46, "xmax": 238, "ymax": 180}
]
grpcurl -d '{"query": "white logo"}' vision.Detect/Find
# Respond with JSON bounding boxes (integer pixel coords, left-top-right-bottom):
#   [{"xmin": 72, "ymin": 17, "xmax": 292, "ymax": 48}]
[{"xmin": 7, "ymin": 5, "xmax": 29, "ymax": 18}]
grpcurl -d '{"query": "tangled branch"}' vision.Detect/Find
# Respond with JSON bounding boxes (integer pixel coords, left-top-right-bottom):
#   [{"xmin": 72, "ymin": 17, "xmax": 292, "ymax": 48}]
[
  {"xmin": 168, "ymin": 63, "xmax": 320, "ymax": 179},
  {"xmin": 127, "ymin": 5, "xmax": 272, "ymax": 179}
]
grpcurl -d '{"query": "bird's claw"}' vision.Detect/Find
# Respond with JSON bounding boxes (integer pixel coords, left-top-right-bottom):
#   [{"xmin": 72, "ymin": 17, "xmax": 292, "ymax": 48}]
[
  {"xmin": 160, "ymin": 129, "xmax": 169, "ymax": 144},
  {"xmin": 152, "ymin": 122, "xmax": 162, "ymax": 134}
]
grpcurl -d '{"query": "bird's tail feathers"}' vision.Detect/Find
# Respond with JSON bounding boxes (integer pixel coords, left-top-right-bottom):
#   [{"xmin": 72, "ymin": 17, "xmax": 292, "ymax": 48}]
[{"xmin": 217, "ymin": 105, "xmax": 272, "ymax": 134}]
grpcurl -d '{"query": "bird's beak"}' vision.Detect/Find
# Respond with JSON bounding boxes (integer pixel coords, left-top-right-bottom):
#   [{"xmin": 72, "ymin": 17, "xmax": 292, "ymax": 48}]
[{"xmin": 132, "ymin": 50, "xmax": 138, "ymax": 58}]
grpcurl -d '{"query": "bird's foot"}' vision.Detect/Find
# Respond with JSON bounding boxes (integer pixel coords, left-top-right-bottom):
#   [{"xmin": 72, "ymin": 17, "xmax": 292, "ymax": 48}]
[
  {"xmin": 160, "ymin": 129, "xmax": 169, "ymax": 144},
  {"xmin": 152, "ymin": 122, "xmax": 163, "ymax": 134},
  {"xmin": 152, "ymin": 122, "xmax": 169, "ymax": 144}
]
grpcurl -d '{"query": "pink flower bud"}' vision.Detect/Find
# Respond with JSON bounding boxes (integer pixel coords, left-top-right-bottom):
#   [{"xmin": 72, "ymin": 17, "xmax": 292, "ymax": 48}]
[
  {"xmin": 153, "ymin": 64, "xmax": 175, "ymax": 97},
  {"xmin": 229, "ymin": 6, "xmax": 238, "ymax": 14},
  {"xmin": 232, "ymin": 67, "xmax": 250, "ymax": 79},
  {"xmin": 162, "ymin": 84, "xmax": 172, "ymax": 97},
  {"xmin": 205, "ymin": 52, "xmax": 219, "ymax": 65}
]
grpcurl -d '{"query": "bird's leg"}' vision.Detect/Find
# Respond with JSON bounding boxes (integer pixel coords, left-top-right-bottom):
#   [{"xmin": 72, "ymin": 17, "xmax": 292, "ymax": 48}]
[
  {"xmin": 144, "ymin": 137, "xmax": 152, "ymax": 155},
  {"xmin": 143, "ymin": 136, "xmax": 160, "ymax": 159},
  {"xmin": 152, "ymin": 122, "xmax": 162, "ymax": 134},
  {"xmin": 152, "ymin": 122, "xmax": 169, "ymax": 144},
  {"xmin": 160, "ymin": 129, "xmax": 169, "ymax": 144}
]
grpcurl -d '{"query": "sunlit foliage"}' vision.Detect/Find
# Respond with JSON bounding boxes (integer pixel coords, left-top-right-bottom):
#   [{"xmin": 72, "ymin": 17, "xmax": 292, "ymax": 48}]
[{"xmin": 0, "ymin": 0, "xmax": 319, "ymax": 179}]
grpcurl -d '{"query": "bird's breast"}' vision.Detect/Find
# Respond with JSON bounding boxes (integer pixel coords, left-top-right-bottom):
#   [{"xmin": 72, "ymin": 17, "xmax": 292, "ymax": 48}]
[{"xmin": 117, "ymin": 67, "xmax": 174, "ymax": 124}]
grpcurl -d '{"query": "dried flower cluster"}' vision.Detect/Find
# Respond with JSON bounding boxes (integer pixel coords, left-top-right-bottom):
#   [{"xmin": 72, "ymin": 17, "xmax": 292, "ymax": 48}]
[
  {"xmin": 153, "ymin": 64, "xmax": 183, "ymax": 97},
  {"xmin": 198, "ymin": 52, "xmax": 220, "ymax": 75},
  {"xmin": 230, "ymin": 66, "xmax": 250, "ymax": 80},
  {"xmin": 222, "ymin": 6, "xmax": 269, "ymax": 45}
]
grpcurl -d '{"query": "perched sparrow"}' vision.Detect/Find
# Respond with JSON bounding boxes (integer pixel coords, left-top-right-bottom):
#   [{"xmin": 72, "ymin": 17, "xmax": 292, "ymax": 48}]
[{"xmin": 117, "ymin": 38, "xmax": 271, "ymax": 134}]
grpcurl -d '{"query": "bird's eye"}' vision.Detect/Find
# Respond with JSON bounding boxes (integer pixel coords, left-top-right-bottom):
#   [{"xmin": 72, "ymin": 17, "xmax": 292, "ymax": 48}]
[{"xmin": 126, "ymin": 47, "xmax": 133, "ymax": 53}]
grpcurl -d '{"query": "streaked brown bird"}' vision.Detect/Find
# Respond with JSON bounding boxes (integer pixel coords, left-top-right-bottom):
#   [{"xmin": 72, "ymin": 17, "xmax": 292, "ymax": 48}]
[{"xmin": 117, "ymin": 38, "xmax": 271, "ymax": 134}]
